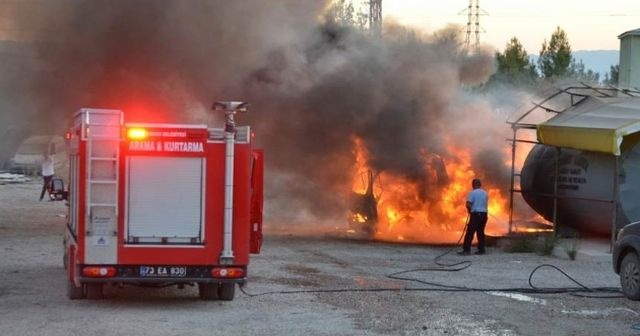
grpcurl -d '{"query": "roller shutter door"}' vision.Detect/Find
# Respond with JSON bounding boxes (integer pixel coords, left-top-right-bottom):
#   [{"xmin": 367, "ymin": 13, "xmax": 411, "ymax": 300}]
[{"xmin": 126, "ymin": 156, "xmax": 204, "ymax": 244}]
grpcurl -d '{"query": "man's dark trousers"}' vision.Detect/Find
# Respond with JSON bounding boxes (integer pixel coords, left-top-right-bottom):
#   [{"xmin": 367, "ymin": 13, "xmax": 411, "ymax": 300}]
[
  {"xmin": 462, "ymin": 212, "xmax": 488, "ymax": 253},
  {"xmin": 40, "ymin": 175, "xmax": 53, "ymax": 201}
]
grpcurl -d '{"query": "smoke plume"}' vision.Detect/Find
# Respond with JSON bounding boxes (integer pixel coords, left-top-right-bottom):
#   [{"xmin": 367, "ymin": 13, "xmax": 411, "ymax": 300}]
[{"xmin": 1, "ymin": 1, "xmax": 510, "ymax": 228}]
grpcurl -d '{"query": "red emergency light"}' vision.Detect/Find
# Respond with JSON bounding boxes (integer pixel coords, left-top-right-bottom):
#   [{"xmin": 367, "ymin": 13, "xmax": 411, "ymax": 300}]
[{"xmin": 127, "ymin": 127, "xmax": 148, "ymax": 140}]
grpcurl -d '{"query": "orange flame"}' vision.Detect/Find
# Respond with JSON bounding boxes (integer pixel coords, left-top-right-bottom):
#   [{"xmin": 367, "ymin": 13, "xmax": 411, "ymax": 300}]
[{"xmin": 350, "ymin": 137, "xmax": 513, "ymax": 244}]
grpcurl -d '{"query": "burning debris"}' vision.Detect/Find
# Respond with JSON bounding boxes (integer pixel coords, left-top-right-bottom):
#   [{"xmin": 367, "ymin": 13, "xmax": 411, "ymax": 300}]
[{"xmin": 349, "ymin": 170, "xmax": 378, "ymax": 237}]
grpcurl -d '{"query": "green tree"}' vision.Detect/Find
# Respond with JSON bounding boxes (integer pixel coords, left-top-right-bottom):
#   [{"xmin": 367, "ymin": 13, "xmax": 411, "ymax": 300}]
[
  {"xmin": 492, "ymin": 37, "xmax": 537, "ymax": 86},
  {"xmin": 604, "ymin": 64, "xmax": 619, "ymax": 85},
  {"xmin": 325, "ymin": 0, "xmax": 367, "ymax": 30},
  {"xmin": 538, "ymin": 27, "xmax": 573, "ymax": 79},
  {"xmin": 570, "ymin": 59, "xmax": 600, "ymax": 83}
]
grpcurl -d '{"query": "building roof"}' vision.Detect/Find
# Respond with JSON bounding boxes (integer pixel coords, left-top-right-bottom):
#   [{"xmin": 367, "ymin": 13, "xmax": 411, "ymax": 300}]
[
  {"xmin": 536, "ymin": 96, "xmax": 640, "ymax": 155},
  {"xmin": 619, "ymin": 28, "xmax": 640, "ymax": 39}
]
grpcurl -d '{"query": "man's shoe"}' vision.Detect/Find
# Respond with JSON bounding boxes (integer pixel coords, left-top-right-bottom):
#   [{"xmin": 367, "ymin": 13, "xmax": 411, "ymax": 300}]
[
  {"xmin": 474, "ymin": 251, "xmax": 485, "ymax": 255},
  {"xmin": 457, "ymin": 251, "xmax": 470, "ymax": 256}
]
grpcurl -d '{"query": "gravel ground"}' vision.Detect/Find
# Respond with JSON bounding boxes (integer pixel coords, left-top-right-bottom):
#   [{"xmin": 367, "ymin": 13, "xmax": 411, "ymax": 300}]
[{"xmin": 1, "ymin": 180, "xmax": 639, "ymax": 336}]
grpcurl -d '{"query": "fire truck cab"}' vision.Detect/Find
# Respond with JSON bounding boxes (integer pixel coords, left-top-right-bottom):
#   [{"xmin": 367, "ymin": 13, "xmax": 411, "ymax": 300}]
[{"xmin": 63, "ymin": 107, "xmax": 263, "ymax": 300}]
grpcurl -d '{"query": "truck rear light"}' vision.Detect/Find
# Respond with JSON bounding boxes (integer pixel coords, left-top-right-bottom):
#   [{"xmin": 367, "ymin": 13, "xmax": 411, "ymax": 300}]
[
  {"xmin": 211, "ymin": 267, "xmax": 244, "ymax": 279},
  {"xmin": 82, "ymin": 266, "xmax": 117, "ymax": 277},
  {"xmin": 127, "ymin": 127, "xmax": 148, "ymax": 140}
]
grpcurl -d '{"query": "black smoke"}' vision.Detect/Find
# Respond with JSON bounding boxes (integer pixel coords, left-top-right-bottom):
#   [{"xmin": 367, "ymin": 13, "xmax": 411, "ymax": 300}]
[{"xmin": 1, "ymin": 1, "xmax": 507, "ymax": 225}]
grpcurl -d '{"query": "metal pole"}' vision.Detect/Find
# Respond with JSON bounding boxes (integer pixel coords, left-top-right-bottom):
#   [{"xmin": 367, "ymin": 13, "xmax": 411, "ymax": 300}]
[
  {"xmin": 211, "ymin": 101, "xmax": 248, "ymax": 265},
  {"xmin": 552, "ymin": 147, "xmax": 559, "ymax": 237},
  {"xmin": 508, "ymin": 127, "xmax": 517, "ymax": 235},
  {"xmin": 221, "ymin": 111, "xmax": 236, "ymax": 264},
  {"xmin": 611, "ymin": 156, "xmax": 620, "ymax": 252}
]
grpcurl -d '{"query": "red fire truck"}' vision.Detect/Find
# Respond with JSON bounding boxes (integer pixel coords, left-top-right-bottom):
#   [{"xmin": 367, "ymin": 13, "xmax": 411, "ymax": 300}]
[{"xmin": 63, "ymin": 103, "xmax": 263, "ymax": 300}]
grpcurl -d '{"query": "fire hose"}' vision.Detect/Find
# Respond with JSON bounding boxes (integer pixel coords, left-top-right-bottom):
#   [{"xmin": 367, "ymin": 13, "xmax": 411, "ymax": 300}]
[
  {"xmin": 239, "ymin": 212, "xmax": 621, "ymax": 299},
  {"xmin": 239, "ymin": 263, "xmax": 621, "ymax": 298},
  {"xmin": 432, "ymin": 213, "xmax": 471, "ymax": 270}
]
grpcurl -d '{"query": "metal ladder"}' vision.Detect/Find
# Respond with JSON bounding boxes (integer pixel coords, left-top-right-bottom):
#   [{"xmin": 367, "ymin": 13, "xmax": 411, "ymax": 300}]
[{"xmin": 84, "ymin": 110, "xmax": 122, "ymax": 240}]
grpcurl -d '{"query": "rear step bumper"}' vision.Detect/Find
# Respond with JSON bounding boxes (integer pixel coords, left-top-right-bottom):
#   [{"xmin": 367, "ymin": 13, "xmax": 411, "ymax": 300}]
[
  {"xmin": 77, "ymin": 264, "xmax": 247, "ymax": 284},
  {"xmin": 80, "ymin": 277, "xmax": 246, "ymax": 284}
]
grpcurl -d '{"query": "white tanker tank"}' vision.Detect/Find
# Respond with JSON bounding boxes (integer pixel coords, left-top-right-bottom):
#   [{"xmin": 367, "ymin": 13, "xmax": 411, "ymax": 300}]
[{"xmin": 520, "ymin": 143, "xmax": 640, "ymax": 235}]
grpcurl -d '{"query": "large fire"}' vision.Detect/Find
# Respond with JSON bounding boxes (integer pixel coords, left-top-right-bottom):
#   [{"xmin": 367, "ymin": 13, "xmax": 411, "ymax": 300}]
[{"xmin": 349, "ymin": 137, "xmax": 513, "ymax": 244}]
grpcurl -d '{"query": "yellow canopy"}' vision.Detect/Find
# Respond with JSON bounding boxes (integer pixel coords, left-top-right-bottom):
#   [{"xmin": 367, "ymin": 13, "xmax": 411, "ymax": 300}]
[{"xmin": 536, "ymin": 96, "xmax": 640, "ymax": 156}]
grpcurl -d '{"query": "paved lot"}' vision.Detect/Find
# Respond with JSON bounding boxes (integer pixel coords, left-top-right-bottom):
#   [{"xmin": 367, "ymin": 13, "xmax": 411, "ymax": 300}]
[{"xmin": 1, "ymin": 181, "xmax": 639, "ymax": 336}]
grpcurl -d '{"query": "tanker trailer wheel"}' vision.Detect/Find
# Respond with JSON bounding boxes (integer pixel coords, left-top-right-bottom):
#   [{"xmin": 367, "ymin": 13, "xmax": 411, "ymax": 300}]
[
  {"xmin": 198, "ymin": 283, "xmax": 219, "ymax": 300},
  {"xmin": 218, "ymin": 283, "xmax": 235, "ymax": 301},
  {"xmin": 620, "ymin": 252, "xmax": 640, "ymax": 300},
  {"xmin": 85, "ymin": 283, "xmax": 104, "ymax": 300},
  {"xmin": 67, "ymin": 280, "xmax": 84, "ymax": 300}
]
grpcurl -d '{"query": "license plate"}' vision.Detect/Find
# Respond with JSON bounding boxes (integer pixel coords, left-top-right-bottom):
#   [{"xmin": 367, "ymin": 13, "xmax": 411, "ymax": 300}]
[{"xmin": 139, "ymin": 266, "xmax": 187, "ymax": 277}]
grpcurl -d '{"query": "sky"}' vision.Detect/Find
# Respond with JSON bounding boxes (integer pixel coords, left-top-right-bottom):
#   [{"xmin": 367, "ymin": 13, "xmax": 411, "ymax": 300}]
[{"xmin": 381, "ymin": 0, "xmax": 640, "ymax": 53}]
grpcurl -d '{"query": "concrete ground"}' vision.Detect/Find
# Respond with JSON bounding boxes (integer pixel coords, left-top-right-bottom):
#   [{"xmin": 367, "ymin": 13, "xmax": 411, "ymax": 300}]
[{"xmin": 1, "ymin": 180, "xmax": 639, "ymax": 336}]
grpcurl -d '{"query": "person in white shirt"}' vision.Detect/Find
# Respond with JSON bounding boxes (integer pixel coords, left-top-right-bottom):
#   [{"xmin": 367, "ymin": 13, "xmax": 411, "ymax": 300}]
[
  {"xmin": 458, "ymin": 178, "xmax": 489, "ymax": 255},
  {"xmin": 39, "ymin": 153, "xmax": 55, "ymax": 201}
]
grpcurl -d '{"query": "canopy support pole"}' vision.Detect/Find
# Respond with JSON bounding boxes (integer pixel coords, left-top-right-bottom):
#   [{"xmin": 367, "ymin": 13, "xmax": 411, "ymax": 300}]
[
  {"xmin": 508, "ymin": 127, "xmax": 517, "ymax": 235},
  {"xmin": 611, "ymin": 156, "xmax": 620, "ymax": 252},
  {"xmin": 552, "ymin": 147, "xmax": 560, "ymax": 237}
]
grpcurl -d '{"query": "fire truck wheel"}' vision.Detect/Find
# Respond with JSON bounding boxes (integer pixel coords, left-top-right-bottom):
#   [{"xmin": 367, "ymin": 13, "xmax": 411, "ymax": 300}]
[
  {"xmin": 198, "ymin": 283, "xmax": 219, "ymax": 300},
  {"xmin": 67, "ymin": 280, "xmax": 84, "ymax": 300},
  {"xmin": 218, "ymin": 283, "xmax": 235, "ymax": 301},
  {"xmin": 85, "ymin": 283, "xmax": 104, "ymax": 299}
]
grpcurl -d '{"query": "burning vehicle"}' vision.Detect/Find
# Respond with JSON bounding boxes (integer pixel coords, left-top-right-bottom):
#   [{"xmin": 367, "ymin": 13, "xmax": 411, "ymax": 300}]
[{"xmin": 347, "ymin": 137, "xmax": 513, "ymax": 244}]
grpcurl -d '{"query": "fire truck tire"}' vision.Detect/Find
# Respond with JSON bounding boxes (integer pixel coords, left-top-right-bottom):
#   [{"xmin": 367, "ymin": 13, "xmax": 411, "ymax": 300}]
[
  {"xmin": 198, "ymin": 283, "xmax": 219, "ymax": 300},
  {"xmin": 85, "ymin": 283, "xmax": 104, "ymax": 299},
  {"xmin": 218, "ymin": 283, "xmax": 235, "ymax": 301},
  {"xmin": 67, "ymin": 280, "xmax": 84, "ymax": 300}
]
